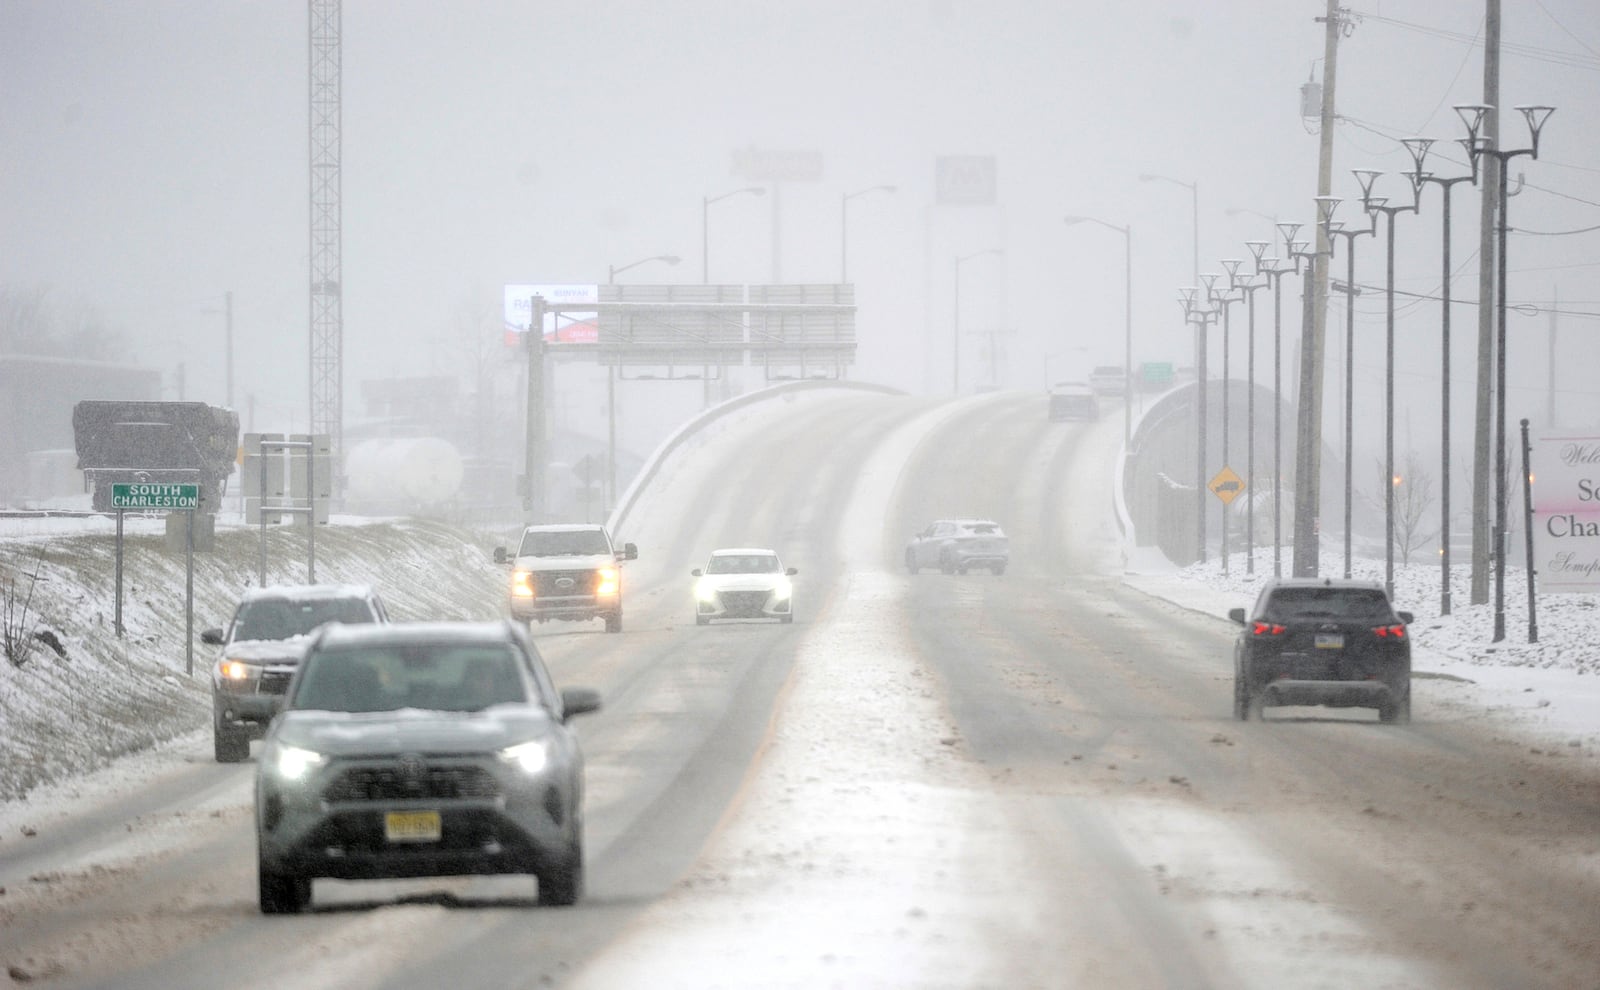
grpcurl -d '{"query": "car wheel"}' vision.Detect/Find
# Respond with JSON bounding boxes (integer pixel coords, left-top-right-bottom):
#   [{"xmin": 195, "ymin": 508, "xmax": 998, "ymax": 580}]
[
  {"xmin": 939, "ymin": 554, "xmax": 956, "ymax": 575},
  {"xmin": 539, "ymin": 840, "xmax": 584, "ymax": 907},
  {"xmin": 214, "ymin": 725, "xmax": 249, "ymax": 764},
  {"xmin": 695, "ymin": 613, "xmax": 709, "ymax": 626},
  {"xmin": 258, "ymin": 861, "xmax": 311, "ymax": 914},
  {"xmin": 1233, "ymin": 678, "xmax": 1250, "ymax": 721},
  {"xmin": 780, "ymin": 613, "xmax": 793, "ymax": 624},
  {"xmin": 1379, "ymin": 689, "xmax": 1411, "ymax": 724},
  {"xmin": 605, "ymin": 613, "xmax": 622, "ymax": 633},
  {"xmin": 906, "ymin": 550, "xmax": 919, "ymax": 574},
  {"xmin": 991, "ymin": 564, "xmax": 1006, "ymax": 576}
]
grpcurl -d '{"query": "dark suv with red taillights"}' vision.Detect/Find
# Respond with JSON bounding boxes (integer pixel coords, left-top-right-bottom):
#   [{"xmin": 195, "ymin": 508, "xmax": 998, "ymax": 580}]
[{"xmin": 1229, "ymin": 578, "xmax": 1414, "ymax": 723}]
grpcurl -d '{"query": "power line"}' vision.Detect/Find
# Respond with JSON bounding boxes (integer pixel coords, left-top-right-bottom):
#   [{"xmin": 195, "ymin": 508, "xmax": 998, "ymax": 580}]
[{"xmin": 1352, "ymin": 9, "xmax": 1600, "ymax": 71}]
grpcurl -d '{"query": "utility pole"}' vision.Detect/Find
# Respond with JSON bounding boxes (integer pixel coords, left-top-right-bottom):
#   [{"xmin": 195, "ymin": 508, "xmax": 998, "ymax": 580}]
[
  {"xmin": 1293, "ymin": 0, "xmax": 1346, "ymax": 576},
  {"xmin": 1471, "ymin": 0, "xmax": 1501, "ymax": 605}
]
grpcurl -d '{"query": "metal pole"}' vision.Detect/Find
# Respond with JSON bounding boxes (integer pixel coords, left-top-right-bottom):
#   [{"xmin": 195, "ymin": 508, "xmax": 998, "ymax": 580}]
[
  {"xmin": 1272, "ymin": 271, "xmax": 1283, "ymax": 576},
  {"xmin": 1344, "ymin": 242, "xmax": 1356, "ymax": 581},
  {"xmin": 1220, "ymin": 297, "xmax": 1231, "ymax": 573},
  {"xmin": 224, "ymin": 290, "xmax": 234, "ymax": 410},
  {"xmin": 1493, "ymin": 161, "xmax": 1509, "ymax": 641},
  {"xmin": 1438, "ymin": 180, "xmax": 1462, "ymax": 614},
  {"xmin": 1246, "ymin": 284, "xmax": 1257, "ymax": 574},
  {"xmin": 115, "ymin": 509, "xmax": 124, "ymax": 637},
  {"xmin": 952, "ymin": 256, "xmax": 961, "ymax": 394},
  {"xmin": 525, "ymin": 296, "xmax": 546, "ymax": 525},
  {"xmin": 701, "ymin": 197, "xmax": 709, "ymax": 284},
  {"xmin": 185, "ymin": 508, "xmax": 194, "ymax": 676},
  {"xmin": 1521, "ymin": 417, "xmax": 1537, "ymax": 643},
  {"xmin": 1124, "ymin": 228, "xmax": 1133, "ymax": 447},
  {"xmin": 1385, "ymin": 210, "xmax": 1397, "ymax": 598},
  {"xmin": 841, "ymin": 193, "xmax": 848, "ymax": 283}
]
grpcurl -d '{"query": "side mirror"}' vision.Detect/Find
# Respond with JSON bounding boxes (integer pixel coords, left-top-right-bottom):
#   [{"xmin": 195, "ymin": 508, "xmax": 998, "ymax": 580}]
[
  {"xmin": 786, "ymin": 567, "xmax": 798, "ymax": 576},
  {"xmin": 493, "ymin": 546, "xmax": 507, "ymax": 564},
  {"xmin": 1227, "ymin": 607, "xmax": 1247, "ymax": 625},
  {"xmin": 560, "ymin": 686, "xmax": 603, "ymax": 721},
  {"xmin": 1397, "ymin": 610, "xmax": 1414, "ymax": 624},
  {"xmin": 200, "ymin": 628, "xmax": 225, "ymax": 645},
  {"xmin": 622, "ymin": 542, "xmax": 638, "ymax": 560},
  {"xmin": 691, "ymin": 568, "xmax": 703, "ymax": 577}
]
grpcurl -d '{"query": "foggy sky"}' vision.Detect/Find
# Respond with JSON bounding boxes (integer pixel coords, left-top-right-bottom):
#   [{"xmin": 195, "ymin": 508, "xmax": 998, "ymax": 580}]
[{"xmin": 3, "ymin": 1, "xmax": 1597, "ymax": 469}]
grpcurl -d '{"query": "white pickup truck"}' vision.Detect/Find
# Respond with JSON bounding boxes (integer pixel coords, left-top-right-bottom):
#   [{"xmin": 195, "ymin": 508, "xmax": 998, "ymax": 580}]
[{"xmin": 494, "ymin": 523, "xmax": 638, "ymax": 633}]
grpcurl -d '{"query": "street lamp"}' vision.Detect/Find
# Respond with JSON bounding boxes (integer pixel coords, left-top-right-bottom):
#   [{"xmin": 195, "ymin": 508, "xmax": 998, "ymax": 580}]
[
  {"xmin": 1402, "ymin": 136, "xmax": 1476, "ymax": 616},
  {"xmin": 610, "ymin": 253, "xmax": 680, "ymax": 285},
  {"xmin": 1206, "ymin": 272, "xmax": 1244, "ymax": 573},
  {"xmin": 1064, "ymin": 215, "xmax": 1133, "ymax": 445},
  {"xmin": 1140, "ymin": 174, "xmax": 1199, "ymax": 285},
  {"xmin": 842, "ymin": 185, "xmax": 896, "ymax": 283},
  {"xmin": 606, "ymin": 253, "xmax": 681, "ymax": 508},
  {"xmin": 1180, "ymin": 288, "xmax": 1218, "ymax": 565},
  {"xmin": 702, "ymin": 186, "xmax": 766, "ymax": 284},
  {"xmin": 1321, "ymin": 201, "xmax": 1377, "ymax": 580},
  {"xmin": 1457, "ymin": 102, "xmax": 1555, "ymax": 642},
  {"xmin": 1252, "ymin": 225, "xmax": 1307, "ymax": 578},
  {"xmin": 1230, "ymin": 257, "xmax": 1270, "ymax": 575},
  {"xmin": 953, "ymin": 248, "xmax": 1003, "ymax": 395},
  {"xmin": 1353, "ymin": 168, "xmax": 1421, "ymax": 600}
]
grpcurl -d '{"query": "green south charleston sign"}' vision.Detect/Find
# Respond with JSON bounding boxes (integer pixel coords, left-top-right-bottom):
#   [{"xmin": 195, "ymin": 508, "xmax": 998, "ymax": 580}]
[{"xmin": 110, "ymin": 483, "xmax": 199, "ymax": 510}]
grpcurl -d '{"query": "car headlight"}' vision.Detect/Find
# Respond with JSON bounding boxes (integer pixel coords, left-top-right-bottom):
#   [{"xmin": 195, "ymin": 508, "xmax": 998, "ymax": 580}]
[
  {"xmin": 268, "ymin": 743, "xmax": 326, "ymax": 781},
  {"xmin": 499, "ymin": 738, "xmax": 551, "ymax": 774},
  {"xmin": 511, "ymin": 569, "xmax": 535, "ymax": 598},
  {"xmin": 595, "ymin": 567, "xmax": 619, "ymax": 597},
  {"xmin": 218, "ymin": 658, "xmax": 260, "ymax": 681},
  {"xmin": 770, "ymin": 577, "xmax": 792, "ymax": 601},
  {"xmin": 695, "ymin": 578, "xmax": 717, "ymax": 603}
]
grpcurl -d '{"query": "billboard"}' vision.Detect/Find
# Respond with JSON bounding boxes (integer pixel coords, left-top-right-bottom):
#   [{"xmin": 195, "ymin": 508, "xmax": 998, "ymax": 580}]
[
  {"xmin": 503, "ymin": 284, "xmax": 599, "ymax": 344},
  {"xmin": 1530, "ymin": 432, "xmax": 1600, "ymax": 592}
]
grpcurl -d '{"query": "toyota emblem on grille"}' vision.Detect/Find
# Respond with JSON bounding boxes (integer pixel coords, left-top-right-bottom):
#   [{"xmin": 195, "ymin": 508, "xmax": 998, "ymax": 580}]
[{"xmin": 556, "ymin": 577, "xmax": 576, "ymax": 591}]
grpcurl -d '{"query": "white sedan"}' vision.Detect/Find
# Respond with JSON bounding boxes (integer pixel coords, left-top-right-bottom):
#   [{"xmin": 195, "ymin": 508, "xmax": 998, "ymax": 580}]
[{"xmin": 692, "ymin": 548, "xmax": 797, "ymax": 625}]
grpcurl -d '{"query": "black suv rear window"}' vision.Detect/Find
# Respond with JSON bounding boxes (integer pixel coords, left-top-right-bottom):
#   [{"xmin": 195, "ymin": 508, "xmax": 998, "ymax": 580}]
[{"xmin": 1264, "ymin": 588, "xmax": 1394, "ymax": 621}]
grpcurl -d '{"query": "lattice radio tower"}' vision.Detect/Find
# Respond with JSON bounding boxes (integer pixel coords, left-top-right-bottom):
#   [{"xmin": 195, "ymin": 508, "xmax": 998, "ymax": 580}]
[{"xmin": 308, "ymin": 0, "xmax": 342, "ymax": 485}]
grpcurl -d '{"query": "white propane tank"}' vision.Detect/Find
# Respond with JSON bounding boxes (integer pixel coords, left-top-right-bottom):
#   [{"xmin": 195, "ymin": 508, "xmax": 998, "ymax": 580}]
[{"xmin": 344, "ymin": 437, "xmax": 464, "ymax": 505}]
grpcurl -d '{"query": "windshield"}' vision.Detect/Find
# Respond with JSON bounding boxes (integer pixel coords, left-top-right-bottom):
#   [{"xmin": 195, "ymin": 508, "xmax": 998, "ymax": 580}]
[
  {"xmin": 706, "ymin": 554, "xmax": 780, "ymax": 575},
  {"xmin": 519, "ymin": 529, "xmax": 611, "ymax": 556},
  {"xmin": 232, "ymin": 597, "xmax": 376, "ymax": 642},
  {"xmin": 292, "ymin": 642, "xmax": 533, "ymax": 714},
  {"xmin": 1264, "ymin": 588, "xmax": 1394, "ymax": 621}
]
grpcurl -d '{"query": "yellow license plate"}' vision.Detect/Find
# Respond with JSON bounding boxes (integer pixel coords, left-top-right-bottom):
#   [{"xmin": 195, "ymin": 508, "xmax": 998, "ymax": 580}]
[
  {"xmin": 384, "ymin": 810, "xmax": 441, "ymax": 843},
  {"xmin": 1314, "ymin": 633, "xmax": 1345, "ymax": 649}
]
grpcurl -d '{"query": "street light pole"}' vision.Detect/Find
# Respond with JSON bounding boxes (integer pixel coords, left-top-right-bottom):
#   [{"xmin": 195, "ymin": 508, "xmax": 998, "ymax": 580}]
[
  {"xmin": 1206, "ymin": 273, "xmax": 1243, "ymax": 574},
  {"xmin": 1403, "ymin": 136, "xmax": 1476, "ymax": 616},
  {"xmin": 1457, "ymin": 103, "xmax": 1555, "ymax": 642},
  {"xmin": 1353, "ymin": 168, "xmax": 1421, "ymax": 600},
  {"xmin": 1064, "ymin": 216, "xmax": 1133, "ymax": 445},
  {"xmin": 1323, "ymin": 207, "xmax": 1377, "ymax": 580},
  {"xmin": 1231, "ymin": 258, "xmax": 1269, "ymax": 575},
  {"xmin": 606, "ymin": 253, "xmax": 681, "ymax": 509},
  {"xmin": 954, "ymin": 248, "xmax": 1003, "ymax": 395},
  {"xmin": 703, "ymin": 186, "xmax": 766, "ymax": 284},
  {"xmin": 1180, "ymin": 289, "xmax": 1217, "ymax": 565},
  {"xmin": 842, "ymin": 185, "xmax": 896, "ymax": 283},
  {"xmin": 1256, "ymin": 225, "xmax": 1306, "ymax": 578}
]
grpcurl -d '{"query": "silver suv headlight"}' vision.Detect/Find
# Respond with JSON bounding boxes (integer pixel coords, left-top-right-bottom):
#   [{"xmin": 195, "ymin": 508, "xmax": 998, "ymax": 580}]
[
  {"xmin": 499, "ymin": 738, "xmax": 551, "ymax": 774},
  {"xmin": 265, "ymin": 742, "xmax": 326, "ymax": 781}
]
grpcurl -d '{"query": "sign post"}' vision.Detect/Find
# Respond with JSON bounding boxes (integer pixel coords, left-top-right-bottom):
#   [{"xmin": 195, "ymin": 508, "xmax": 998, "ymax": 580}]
[{"xmin": 110, "ymin": 483, "xmax": 200, "ymax": 673}]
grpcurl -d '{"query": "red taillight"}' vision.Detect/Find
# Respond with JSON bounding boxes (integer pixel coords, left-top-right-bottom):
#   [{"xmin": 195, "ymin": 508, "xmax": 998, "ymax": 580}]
[
  {"xmin": 1251, "ymin": 621, "xmax": 1287, "ymax": 637},
  {"xmin": 1372, "ymin": 624, "xmax": 1407, "ymax": 639}
]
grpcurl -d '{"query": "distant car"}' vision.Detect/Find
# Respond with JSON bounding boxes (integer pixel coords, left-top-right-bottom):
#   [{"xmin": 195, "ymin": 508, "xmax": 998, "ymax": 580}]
[
  {"xmin": 1088, "ymin": 365, "xmax": 1127, "ymax": 396},
  {"xmin": 1047, "ymin": 382, "xmax": 1099, "ymax": 422},
  {"xmin": 254, "ymin": 620, "xmax": 602, "ymax": 914},
  {"xmin": 494, "ymin": 523, "xmax": 637, "ymax": 633},
  {"xmin": 203, "ymin": 584, "xmax": 390, "ymax": 763},
  {"xmin": 692, "ymin": 548, "xmax": 797, "ymax": 625},
  {"xmin": 1230, "ymin": 578, "xmax": 1413, "ymax": 723},
  {"xmin": 905, "ymin": 519, "xmax": 1009, "ymax": 575}
]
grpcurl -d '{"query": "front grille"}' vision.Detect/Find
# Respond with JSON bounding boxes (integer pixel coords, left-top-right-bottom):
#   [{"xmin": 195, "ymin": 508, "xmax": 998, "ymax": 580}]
[
  {"xmin": 533, "ymin": 569, "xmax": 597, "ymax": 597},
  {"xmin": 323, "ymin": 763, "xmax": 502, "ymax": 802},
  {"xmin": 719, "ymin": 590, "xmax": 770, "ymax": 614},
  {"xmin": 259, "ymin": 671, "xmax": 293, "ymax": 695}
]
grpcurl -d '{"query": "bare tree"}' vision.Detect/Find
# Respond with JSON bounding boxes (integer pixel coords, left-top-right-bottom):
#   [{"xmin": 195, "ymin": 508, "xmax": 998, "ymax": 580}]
[{"xmin": 1371, "ymin": 453, "xmax": 1438, "ymax": 564}]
